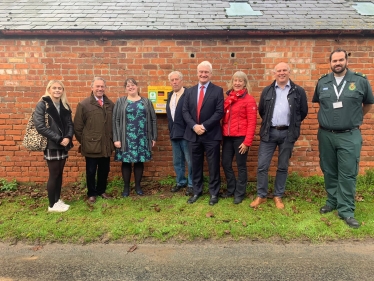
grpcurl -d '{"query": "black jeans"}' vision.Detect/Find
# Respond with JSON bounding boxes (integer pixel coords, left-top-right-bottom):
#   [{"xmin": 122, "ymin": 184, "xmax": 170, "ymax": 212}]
[
  {"xmin": 85, "ymin": 157, "xmax": 110, "ymax": 197},
  {"xmin": 221, "ymin": 136, "xmax": 248, "ymax": 199}
]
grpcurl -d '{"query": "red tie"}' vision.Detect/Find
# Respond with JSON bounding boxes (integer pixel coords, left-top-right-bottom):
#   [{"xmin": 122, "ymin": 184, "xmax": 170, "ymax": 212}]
[
  {"xmin": 197, "ymin": 85, "xmax": 205, "ymax": 123},
  {"xmin": 98, "ymin": 99, "xmax": 103, "ymax": 107}
]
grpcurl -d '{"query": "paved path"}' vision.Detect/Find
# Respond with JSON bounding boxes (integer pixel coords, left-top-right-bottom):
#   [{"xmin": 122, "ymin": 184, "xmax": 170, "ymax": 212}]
[{"xmin": 1, "ymin": 241, "xmax": 374, "ymax": 280}]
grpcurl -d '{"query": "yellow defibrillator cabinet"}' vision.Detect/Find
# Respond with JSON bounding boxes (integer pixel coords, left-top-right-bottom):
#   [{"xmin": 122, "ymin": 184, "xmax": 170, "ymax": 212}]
[{"xmin": 147, "ymin": 86, "xmax": 172, "ymax": 114}]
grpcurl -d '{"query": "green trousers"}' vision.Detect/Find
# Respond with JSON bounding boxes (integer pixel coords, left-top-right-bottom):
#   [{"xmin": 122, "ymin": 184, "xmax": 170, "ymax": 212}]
[{"xmin": 318, "ymin": 128, "xmax": 362, "ymax": 218}]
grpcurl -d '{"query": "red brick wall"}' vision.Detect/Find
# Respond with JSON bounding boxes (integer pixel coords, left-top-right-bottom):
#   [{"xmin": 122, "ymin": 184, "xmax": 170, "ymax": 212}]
[{"xmin": 1, "ymin": 37, "xmax": 374, "ymax": 183}]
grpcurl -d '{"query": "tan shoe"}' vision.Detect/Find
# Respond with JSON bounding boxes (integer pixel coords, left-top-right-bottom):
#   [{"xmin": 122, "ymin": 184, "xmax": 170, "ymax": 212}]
[
  {"xmin": 250, "ymin": 197, "xmax": 267, "ymax": 208},
  {"xmin": 273, "ymin": 197, "xmax": 284, "ymax": 209}
]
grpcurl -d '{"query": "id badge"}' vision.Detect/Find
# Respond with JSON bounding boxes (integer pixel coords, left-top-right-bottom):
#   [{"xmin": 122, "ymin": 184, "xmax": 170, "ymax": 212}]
[{"xmin": 333, "ymin": 101, "xmax": 343, "ymax": 109}]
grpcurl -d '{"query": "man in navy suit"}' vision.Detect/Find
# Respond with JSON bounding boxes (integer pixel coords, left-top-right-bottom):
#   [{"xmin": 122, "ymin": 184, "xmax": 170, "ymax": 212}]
[
  {"xmin": 166, "ymin": 71, "xmax": 193, "ymax": 196},
  {"xmin": 182, "ymin": 61, "xmax": 224, "ymax": 205}
]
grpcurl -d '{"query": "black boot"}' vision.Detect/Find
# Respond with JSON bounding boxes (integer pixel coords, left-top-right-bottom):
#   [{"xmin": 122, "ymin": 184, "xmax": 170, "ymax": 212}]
[
  {"xmin": 122, "ymin": 185, "xmax": 130, "ymax": 197},
  {"xmin": 135, "ymin": 186, "xmax": 144, "ymax": 196}
]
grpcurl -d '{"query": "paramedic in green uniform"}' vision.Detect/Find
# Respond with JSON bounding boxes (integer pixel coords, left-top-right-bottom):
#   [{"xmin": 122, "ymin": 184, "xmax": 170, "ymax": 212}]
[{"xmin": 312, "ymin": 48, "xmax": 374, "ymax": 229}]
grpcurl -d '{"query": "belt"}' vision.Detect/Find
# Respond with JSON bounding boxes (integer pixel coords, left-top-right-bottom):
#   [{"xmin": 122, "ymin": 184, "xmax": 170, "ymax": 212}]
[
  {"xmin": 319, "ymin": 126, "xmax": 359, "ymax": 133},
  {"xmin": 270, "ymin": 126, "xmax": 289, "ymax": 130}
]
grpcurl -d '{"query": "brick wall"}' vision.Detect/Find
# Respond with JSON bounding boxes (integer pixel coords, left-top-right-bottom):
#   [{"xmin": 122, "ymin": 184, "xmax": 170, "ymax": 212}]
[{"xmin": 1, "ymin": 37, "xmax": 374, "ymax": 184}]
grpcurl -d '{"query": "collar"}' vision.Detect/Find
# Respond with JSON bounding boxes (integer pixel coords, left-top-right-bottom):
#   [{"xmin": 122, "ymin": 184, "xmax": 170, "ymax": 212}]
[
  {"xmin": 93, "ymin": 95, "xmax": 104, "ymax": 103},
  {"xmin": 173, "ymin": 87, "xmax": 185, "ymax": 96},
  {"xmin": 199, "ymin": 82, "xmax": 210, "ymax": 89},
  {"xmin": 275, "ymin": 80, "xmax": 290, "ymax": 89},
  {"xmin": 336, "ymin": 69, "xmax": 352, "ymax": 82},
  {"xmin": 328, "ymin": 69, "xmax": 352, "ymax": 82}
]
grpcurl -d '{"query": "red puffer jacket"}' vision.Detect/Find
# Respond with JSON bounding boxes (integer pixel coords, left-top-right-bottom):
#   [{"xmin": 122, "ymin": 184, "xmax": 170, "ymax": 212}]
[{"xmin": 221, "ymin": 92, "xmax": 258, "ymax": 146}]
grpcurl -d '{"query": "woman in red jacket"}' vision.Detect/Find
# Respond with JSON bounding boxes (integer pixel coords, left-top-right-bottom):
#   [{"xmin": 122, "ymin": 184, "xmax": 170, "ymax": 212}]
[{"xmin": 221, "ymin": 71, "xmax": 258, "ymax": 204}]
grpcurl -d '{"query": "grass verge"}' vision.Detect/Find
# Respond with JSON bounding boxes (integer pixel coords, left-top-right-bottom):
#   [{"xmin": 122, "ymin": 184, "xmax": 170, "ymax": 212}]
[{"xmin": 0, "ymin": 172, "xmax": 373, "ymax": 244}]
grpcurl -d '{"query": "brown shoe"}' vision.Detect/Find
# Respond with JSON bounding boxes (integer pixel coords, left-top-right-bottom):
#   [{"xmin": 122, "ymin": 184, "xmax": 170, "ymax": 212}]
[
  {"xmin": 250, "ymin": 197, "xmax": 267, "ymax": 208},
  {"xmin": 273, "ymin": 197, "xmax": 284, "ymax": 209},
  {"xmin": 100, "ymin": 193, "xmax": 112, "ymax": 199},
  {"xmin": 88, "ymin": 196, "xmax": 96, "ymax": 203}
]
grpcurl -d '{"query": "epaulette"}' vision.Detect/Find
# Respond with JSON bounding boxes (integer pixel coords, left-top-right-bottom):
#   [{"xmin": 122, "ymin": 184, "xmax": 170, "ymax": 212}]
[
  {"xmin": 318, "ymin": 73, "xmax": 328, "ymax": 80},
  {"xmin": 354, "ymin": 72, "xmax": 367, "ymax": 79}
]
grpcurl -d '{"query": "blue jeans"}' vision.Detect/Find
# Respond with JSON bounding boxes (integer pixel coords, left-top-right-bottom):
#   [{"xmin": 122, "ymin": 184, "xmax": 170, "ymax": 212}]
[
  {"xmin": 171, "ymin": 139, "xmax": 192, "ymax": 187},
  {"xmin": 256, "ymin": 128, "xmax": 294, "ymax": 198}
]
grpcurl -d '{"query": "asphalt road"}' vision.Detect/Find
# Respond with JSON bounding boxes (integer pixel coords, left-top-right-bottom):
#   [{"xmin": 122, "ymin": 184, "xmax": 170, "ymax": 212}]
[{"xmin": 1, "ymin": 241, "xmax": 374, "ymax": 281}]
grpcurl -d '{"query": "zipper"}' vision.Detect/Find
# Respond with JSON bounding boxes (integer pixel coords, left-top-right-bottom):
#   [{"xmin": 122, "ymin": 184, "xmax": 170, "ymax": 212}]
[{"xmin": 227, "ymin": 104, "xmax": 232, "ymax": 136}]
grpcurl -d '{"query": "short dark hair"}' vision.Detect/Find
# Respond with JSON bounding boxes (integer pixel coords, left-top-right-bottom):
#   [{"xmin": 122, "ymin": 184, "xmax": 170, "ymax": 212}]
[{"xmin": 329, "ymin": 48, "xmax": 348, "ymax": 62}]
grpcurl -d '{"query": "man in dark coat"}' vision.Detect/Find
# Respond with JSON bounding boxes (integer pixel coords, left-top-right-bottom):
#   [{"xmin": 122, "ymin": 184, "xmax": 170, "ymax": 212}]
[
  {"xmin": 250, "ymin": 62, "xmax": 308, "ymax": 209},
  {"xmin": 182, "ymin": 61, "xmax": 224, "ymax": 205},
  {"xmin": 74, "ymin": 77, "xmax": 115, "ymax": 203},
  {"xmin": 166, "ymin": 71, "xmax": 192, "ymax": 195}
]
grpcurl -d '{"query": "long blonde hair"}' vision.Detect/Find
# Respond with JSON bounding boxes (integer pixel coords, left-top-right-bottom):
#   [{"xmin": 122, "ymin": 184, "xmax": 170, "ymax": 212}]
[{"xmin": 40, "ymin": 80, "xmax": 70, "ymax": 109}]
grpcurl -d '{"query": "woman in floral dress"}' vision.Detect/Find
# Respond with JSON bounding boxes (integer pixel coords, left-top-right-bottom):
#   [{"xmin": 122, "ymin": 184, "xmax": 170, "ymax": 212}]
[{"xmin": 113, "ymin": 78, "xmax": 157, "ymax": 197}]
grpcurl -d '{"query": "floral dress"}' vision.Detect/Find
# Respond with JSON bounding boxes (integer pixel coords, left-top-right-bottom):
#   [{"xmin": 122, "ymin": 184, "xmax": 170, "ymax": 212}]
[{"xmin": 115, "ymin": 100, "xmax": 151, "ymax": 163}]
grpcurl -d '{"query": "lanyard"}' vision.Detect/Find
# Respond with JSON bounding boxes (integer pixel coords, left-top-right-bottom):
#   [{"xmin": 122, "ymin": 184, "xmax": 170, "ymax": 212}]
[{"xmin": 333, "ymin": 80, "xmax": 346, "ymax": 101}]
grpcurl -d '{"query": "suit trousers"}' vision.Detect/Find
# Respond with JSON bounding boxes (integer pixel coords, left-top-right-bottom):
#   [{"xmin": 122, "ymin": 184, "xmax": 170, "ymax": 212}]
[
  {"xmin": 85, "ymin": 156, "xmax": 110, "ymax": 197},
  {"xmin": 189, "ymin": 137, "xmax": 221, "ymax": 196}
]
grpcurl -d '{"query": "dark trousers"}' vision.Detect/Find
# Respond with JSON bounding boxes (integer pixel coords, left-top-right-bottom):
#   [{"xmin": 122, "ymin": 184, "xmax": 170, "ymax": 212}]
[
  {"xmin": 318, "ymin": 128, "xmax": 362, "ymax": 218},
  {"xmin": 222, "ymin": 136, "xmax": 248, "ymax": 199},
  {"xmin": 85, "ymin": 157, "xmax": 110, "ymax": 197},
  {"xmin": 189, "ymin": 138, "xmax": 221, "ymax": 196},
  {"xmin": 256, "ymin": 128, "xmax": 294, "ymax": 198}
]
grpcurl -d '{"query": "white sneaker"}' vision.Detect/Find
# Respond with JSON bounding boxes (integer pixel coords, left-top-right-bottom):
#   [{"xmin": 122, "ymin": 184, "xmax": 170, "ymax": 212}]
[
  {"xmin": 48, "ymin": 203, "xmax": 68, "ymax": 213},
  {"xmin": 56, "ymin": 199, "xmax": 70, "ymax": 210}
]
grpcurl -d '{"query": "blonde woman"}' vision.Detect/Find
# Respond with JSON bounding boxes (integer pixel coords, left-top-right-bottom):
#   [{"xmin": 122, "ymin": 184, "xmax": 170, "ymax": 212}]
[
  {"xmin": 34, "ymin": 80, "xmax": 74, "ymax": 212},
  {"xmin": 221, "ymin": 71, "xmax": 257, "ymax": 204}
]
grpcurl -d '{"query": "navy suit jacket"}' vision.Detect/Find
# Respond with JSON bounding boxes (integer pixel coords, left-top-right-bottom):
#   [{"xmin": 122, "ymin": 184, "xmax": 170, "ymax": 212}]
[
  {"xmin": 182, "ymin": 82, "xmax": 224, "ymax": 142},
  {"xmin": 166, "ymin": 88, "xmax": 188, "ymax": 140}
]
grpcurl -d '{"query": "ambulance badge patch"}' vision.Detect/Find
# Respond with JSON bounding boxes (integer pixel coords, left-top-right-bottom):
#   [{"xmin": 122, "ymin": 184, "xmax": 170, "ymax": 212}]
[{"xmin": 349, "ymin": 83, "xmax": 356, "ymax": 91}]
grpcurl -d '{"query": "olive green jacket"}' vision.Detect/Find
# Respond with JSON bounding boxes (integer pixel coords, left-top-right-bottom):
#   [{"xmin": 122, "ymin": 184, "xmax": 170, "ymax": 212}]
[{"xmin": 74, "ymin": 93, "xmax": 115, "ymax": 158}]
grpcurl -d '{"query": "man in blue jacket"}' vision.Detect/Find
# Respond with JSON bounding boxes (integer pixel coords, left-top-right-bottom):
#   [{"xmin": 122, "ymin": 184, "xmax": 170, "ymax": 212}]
[{"xmin": 166, "ymin": 71, "xmax": 192, "ymax": 196}]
